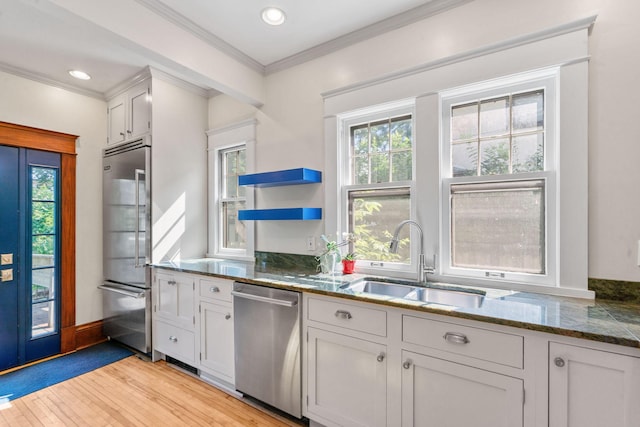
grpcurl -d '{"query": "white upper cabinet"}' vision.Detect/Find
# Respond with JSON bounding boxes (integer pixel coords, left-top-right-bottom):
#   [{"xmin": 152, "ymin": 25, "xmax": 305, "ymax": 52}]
[{"xmin": 107, "ymin": 80, "xmax": 151, "ymax": 146}]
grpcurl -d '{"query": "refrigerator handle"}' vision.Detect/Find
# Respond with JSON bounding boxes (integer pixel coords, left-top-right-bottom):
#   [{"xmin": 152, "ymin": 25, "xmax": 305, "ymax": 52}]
[{"xmin": 134, "ymin": 168, "xmax": 145, "ymax": 268}]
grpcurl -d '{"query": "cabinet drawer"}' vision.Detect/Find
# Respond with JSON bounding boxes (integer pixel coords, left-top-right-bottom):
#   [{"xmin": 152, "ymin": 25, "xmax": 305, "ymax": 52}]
[
  {"xmin": 308, "ymin": 297, "xmax": 387, "ymax": 337},
  {"xmin": 199, "ymin": 277, "xmax": 233, "ymax": 303},
  {"xmin": 402, "ymin": 315, "xmax": 523, "ymax": 369},
  {"xmin": 155, "ymin": 320, "xmax": 196, "ymax": 363}
]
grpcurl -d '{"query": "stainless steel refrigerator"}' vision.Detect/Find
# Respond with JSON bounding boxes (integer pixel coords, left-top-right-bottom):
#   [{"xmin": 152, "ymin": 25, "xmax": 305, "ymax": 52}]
[{"xmin": 99, "ymin": 138, "xmax": 152, "ymax": 354}]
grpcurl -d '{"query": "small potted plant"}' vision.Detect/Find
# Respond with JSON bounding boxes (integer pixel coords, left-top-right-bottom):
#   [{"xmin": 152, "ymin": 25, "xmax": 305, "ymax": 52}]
[{"xmin": 342, "ymin": 252, "xmax": 356, "ymax": 274}]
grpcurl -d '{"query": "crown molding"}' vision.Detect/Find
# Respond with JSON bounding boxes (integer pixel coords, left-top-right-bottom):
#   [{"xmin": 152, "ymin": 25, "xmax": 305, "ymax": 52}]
[
  {"xmin": 322, "ymin": 14, "xmax": 598, "ymax": 99},
  {"xmin": 133, "ymin": 0, "xmax": 265, "ymax": 75},
  {"xmin": 264, "ymin": 0, "xmax": 474, "ymax": 74},
  {"xmin": 0, "ymin": 62, "xmax": 105, "ymax": 100},
  {"xmin": 104, "ymin": 67, "xmax": 152, "ymax": 100}
]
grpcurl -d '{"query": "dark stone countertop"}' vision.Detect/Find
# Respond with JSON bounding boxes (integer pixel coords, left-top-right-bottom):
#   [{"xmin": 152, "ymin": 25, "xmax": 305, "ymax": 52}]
[{"xmin": 153, "ymin": 258, "xmax": 640, "ymax": 349}]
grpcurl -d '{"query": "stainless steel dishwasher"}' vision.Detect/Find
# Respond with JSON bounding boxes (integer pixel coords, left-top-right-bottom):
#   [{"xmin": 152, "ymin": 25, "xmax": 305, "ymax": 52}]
[{"xmin": 232, "ymin": 282, "xmax": 302, "ymax": 418}]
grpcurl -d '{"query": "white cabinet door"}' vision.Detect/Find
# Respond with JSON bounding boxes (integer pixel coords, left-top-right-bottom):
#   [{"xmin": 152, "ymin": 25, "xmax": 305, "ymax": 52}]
[
  {"xmin": 127, "ymin": 80, "xmax": 151, "ymax": 140},
  {"xmin": 199, "ymin": 301, "xmax": 234, "ymax": 383},
  {"xmin": 401, "ymin": 350, "xmax": 523, "ymax": 427},
  {"xmin": 155, "ymin": 272, "xmax": 195, "ymax": 330},
  {"xmin": 307, "ymin": 327, "xmax": 387, "ymax": 427},
  {"xmin": 549, "ymin": 342, "xmax": 640, "ymax": 427},
  {"xmin": 107, "ymin": 94, "xmax": 126, "ymax": 146}
]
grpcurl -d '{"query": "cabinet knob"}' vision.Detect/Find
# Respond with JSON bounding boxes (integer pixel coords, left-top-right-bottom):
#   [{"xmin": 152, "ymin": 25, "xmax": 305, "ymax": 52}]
[
  {"xmin": 403, "ymin": 360, "xmax": 412, "ymax": 370},
  {"xmin": 554, "ymin": 357, "xmax": 565, "ymax": 368},
  {"xmin": 376, "ymin": 353, "xmax": 385, "ymax": 362},
  {"xmin": 334, "ymin": 310, "xmax": 353, "ymax": 320},
  {"xmin": 225, "ymin": 313, "xmax": 231, "ymax": 320},
  {"xmin": 119, "ymin": 132, "xmax": 125, "ymax": 137},
  {"xmin": 443, "ymin": 332, "xmax": 470, "ymax": 345},
  {"xmin": 168, "ymin": 335, "xmax": 178, "ymax": 343},
  {"xmin": 127, "ymin": 130, "xmax": 132, "ymax": 134},
  {"xmin": 210, "ymin": 286, "xmax": 220, "ymax": 293}
]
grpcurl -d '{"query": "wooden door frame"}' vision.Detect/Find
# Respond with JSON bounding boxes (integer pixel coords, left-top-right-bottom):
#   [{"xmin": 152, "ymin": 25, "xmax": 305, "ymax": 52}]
[{"xmin": 0, "ymin": 121, "xmax": 77, "ymax": 353}]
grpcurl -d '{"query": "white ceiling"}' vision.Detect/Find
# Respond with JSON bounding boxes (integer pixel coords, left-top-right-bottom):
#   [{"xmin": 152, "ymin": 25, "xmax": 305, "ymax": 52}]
[{"xmin": 0, "ymin": 0, "xmax": 465, "ymax": 98}]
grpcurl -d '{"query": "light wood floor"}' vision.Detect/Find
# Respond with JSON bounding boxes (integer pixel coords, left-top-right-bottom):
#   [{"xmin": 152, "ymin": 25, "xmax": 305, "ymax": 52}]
[{"xmin": 0, "ymin": 355, "xmax": 297, "ymax": 426}]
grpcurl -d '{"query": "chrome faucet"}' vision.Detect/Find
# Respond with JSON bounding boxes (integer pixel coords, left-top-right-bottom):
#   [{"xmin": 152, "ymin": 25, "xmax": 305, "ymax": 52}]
[{"xmin": 389, "ymin": 220, "xmax": 435, "ymax": 283}]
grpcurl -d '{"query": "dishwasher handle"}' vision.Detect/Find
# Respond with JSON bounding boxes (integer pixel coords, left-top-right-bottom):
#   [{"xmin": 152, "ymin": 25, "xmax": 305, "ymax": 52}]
[
  {"xmin": 99, "ymin": 284, "xmax": 146, "ymax": 299},
  {"xmin": 231, "ymin": 290, "xmax": 297, "ymax": 307}
]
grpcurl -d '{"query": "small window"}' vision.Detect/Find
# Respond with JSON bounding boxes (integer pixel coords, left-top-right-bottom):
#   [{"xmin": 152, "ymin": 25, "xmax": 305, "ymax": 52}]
[{"xmin": 219, "ymin": 146, "xmax": 246, "ymax": 250}]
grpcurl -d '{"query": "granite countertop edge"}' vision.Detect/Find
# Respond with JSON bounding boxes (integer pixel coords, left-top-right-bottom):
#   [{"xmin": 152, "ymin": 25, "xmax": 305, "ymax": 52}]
[{"xmin": 153, "ymin": 260, "xmax": 640, "ymax": 350}]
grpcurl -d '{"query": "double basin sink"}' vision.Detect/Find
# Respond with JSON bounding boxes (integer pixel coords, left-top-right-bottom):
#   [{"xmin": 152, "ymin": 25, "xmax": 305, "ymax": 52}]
[{"xmin": 340, "ymin": 278, "xmax": 485, "ymax": 308}]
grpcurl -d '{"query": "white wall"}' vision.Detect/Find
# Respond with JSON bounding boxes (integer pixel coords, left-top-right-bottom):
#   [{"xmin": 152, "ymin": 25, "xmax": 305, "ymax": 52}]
[
  {"xmin": 210, "ymin": 0, "xmax": 640, "ymax": 283},
  {"xmin": 0, "ymin": 70, "xmax": 106, "ymax": 325}
]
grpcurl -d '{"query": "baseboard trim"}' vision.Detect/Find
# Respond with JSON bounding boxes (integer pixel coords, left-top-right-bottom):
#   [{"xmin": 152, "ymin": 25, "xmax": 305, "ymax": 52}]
[{"xmin": 75, "ymin": 320, "xmax": 106, "ymax": 350}]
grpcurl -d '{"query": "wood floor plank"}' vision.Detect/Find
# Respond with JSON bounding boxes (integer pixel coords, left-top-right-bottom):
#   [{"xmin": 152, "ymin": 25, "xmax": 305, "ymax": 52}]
[{"xmin": 0, "ymin": 355, "xmax": 294, "ymax": 427}]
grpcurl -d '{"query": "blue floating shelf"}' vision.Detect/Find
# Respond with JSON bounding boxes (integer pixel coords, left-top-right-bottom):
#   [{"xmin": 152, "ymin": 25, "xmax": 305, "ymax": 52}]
[
  {"xmin": 238, "ymin": 168, "xmax": 322, "ymax": 187},
  {"xmin": 239, "ymin": 208, "xmax": 322, "ymax": 221}
]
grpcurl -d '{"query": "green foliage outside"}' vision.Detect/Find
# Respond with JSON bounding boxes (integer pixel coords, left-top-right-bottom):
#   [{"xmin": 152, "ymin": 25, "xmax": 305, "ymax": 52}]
[
  {"xmin": 350, "ymin": 116, "xmax": 412, "ymax": 263},
  {"xmin": 352, "ymin": 198, "xmax": 410, "ymax": 263},
  {"xmin": 31, "ymin": 167, "xmax": 56, "ymax": 256}
]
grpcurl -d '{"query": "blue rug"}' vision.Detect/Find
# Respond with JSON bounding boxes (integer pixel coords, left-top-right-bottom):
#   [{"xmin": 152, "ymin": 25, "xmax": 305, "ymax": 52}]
[{"xmin": 0, "ymin": 341, "xmax": 133, "ymax": 402}]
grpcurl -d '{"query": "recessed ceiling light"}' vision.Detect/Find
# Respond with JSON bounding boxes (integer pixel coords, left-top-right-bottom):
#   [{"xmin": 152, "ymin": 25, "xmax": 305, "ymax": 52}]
[
  {"xmin": 68, "ymin": 70, "xmax": 91, "ymax": 80},
  {"xmin": 261, "ymin": 7, "xmax": 286, "ymax": 26}
]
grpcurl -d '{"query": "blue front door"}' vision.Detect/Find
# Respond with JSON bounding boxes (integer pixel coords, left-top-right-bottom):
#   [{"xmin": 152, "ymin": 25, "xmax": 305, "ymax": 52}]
[
  {"xmin": 0, "ymin": 146, "xmax": 61, "ymax": 371},
  {"xmin": 0, "ymin": 145, "xmax": 20, "ymax": 370}
]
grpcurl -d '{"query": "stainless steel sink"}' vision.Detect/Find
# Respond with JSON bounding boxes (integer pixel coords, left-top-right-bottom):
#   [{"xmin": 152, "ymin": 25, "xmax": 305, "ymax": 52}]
[
  {"xmin": 340, "ymin": 279, "xmax": 484, "ymax": 308},
  {"xmin": 405, "ymin": 287, "xmax": 484, "ymax": 308},
  {"xmin": 342, "ymin": 280, "xmax": 418, "ymax": 299}
]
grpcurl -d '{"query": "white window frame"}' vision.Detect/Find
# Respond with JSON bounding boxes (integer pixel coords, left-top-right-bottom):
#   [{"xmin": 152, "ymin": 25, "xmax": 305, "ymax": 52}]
[
  {"xmin": 206, "ymin": 119, "xmax": 256, "ymax": 261},
  {"xmin": 337, "ymin": 100, "xmax": 417, "ymax": 277},
  {"xmin": 440, "ymin": 70, "xmax": 558, "ymax": 287}
]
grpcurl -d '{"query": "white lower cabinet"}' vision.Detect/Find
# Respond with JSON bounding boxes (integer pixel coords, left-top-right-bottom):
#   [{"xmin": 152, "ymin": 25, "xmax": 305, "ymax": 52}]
[
  {"xmin": 401, "ymin": 350, "xmax": 523, "ymax": 427},
  {"xmin": 199, "ymin": 301, "xmax": 234, "ymax": 383},
  {"xmin": 307, "ymin": 327, "xmax": 387, "ymax": 427},
  {"xmin": 153, "ymin": 271, "xmax": 196, "ymax": 364},
  {"xmin": 549, "ymin": 342, "xmax": 640, "ymax": 427}
]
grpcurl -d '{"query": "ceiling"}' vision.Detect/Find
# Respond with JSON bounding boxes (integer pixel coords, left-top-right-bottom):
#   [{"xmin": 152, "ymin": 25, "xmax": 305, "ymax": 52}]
[{"xmin": 0, "ymin": 0, "xmax": 465, "ymax": 99}]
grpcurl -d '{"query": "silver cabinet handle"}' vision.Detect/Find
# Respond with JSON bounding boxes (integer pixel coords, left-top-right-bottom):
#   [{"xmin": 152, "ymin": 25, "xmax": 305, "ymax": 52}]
[
  {"xmin": 554, "ymin": 357, "xmax": 565, "ymax": 367},
  {"xmin": 335, "ymin": 310, "xmax": 352, "ymax": 320},
  {"xmin": 403, "ymin": 360, "xmax": 412, "ymax": 369},
  {"xmin": 127, "ymin": 130, "xmax": 132, "ymax": 134},
  {"xmin": 210, "ymin": 286, "xmax": 220, "ymax": 293},
  {"xmin": 119, "ymin": 132, "xmax": 125, "ymax": 137},
  {"xmin": 225, "ymin": 313, "xmax": 231, "ymax": 320},
  {"xmin": 377, "ymin": 353, "xmax": 385, "ymax": 362},
  {"xmin": 168, "ymin": 336, "xmax": 178, "ymax": 343},
  {"xmin": 167, "ymin": 280, "xmax": 176, "ymax": 286},
  {"xmin": 443, "ymin": 332, "xmax": 470, "ymax": 345}
]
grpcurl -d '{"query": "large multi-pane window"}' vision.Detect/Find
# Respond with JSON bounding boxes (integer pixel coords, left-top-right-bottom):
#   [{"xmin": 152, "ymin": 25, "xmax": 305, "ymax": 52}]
[
  {"xmin": 219, "ymin": 146, "xmax": 246, "ymax": 251},
  {"xmin": 344, "ymin": 111, "xmax": 414, "ymax": 268},
  {"xmin": 442, "ymin": 76, "xmax": 556, "ymax": 285}
]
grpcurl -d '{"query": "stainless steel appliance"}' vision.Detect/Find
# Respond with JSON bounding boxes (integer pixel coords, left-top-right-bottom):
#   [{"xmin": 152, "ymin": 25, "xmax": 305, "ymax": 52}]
[
  {"xmin": 232, "ymin": 282, "xmax": 302, "ymax": 418},
  {"xmin": 100, "ymin": 138, "xmax": 152, "ymax": 354}
]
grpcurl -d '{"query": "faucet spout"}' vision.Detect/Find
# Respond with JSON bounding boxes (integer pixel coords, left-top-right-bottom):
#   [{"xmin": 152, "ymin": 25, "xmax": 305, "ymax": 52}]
[{"xmin": 389, "ymin": 220, "xmax": 434, "ymax": 283}]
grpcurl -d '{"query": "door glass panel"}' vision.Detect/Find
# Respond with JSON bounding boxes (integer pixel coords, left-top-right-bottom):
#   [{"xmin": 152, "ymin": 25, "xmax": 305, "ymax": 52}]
[
  {"xmin": 32, "ymin": 301, "xmax": 55, "ymax": 338},
  {"xmin": 30, "ymin": 166, "xmax": 59, "ymax": 339}
]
